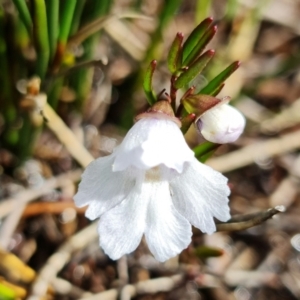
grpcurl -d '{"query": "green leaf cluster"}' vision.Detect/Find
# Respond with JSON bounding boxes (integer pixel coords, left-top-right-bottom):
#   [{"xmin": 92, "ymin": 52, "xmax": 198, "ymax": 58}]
[
  {"xmin": 1, "ymin": 0, "xmax": 112, "ymax": 161},
  {"xmin": 142, "ymin": 17, "xmax": 241, "ymax": 161}
]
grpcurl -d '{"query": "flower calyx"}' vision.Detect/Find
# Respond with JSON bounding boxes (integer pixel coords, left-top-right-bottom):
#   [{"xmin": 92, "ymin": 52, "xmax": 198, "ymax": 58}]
[
  {"xmin": 181, "ymin": 94, "xmax": 226, "ymax": 117},
  {"xmin": 135, "ymin": 100, "xmax": 181, "ymax": 127}
]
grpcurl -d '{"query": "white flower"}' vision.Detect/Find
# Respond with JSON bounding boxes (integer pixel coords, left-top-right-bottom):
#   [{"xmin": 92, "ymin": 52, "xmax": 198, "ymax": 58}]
[
  {"xmin": 197, "ymin": 103, "xmax": 245, "ymax": 144},
  {"xmin": 74, "ymin": 106, "xmax": 231, "ymax": 262}
]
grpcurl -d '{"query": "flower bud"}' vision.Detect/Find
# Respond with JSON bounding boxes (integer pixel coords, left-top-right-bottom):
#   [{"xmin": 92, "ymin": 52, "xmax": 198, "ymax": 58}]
[{"xmin": 196, "ymin": 103, "xmax": 245, "ymax": 144}]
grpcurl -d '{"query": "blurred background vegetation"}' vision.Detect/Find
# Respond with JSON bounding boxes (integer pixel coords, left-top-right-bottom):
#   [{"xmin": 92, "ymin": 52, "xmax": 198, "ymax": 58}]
[{"xmin": 1, "ymin": 0, "xmax": 300, "ymax": 299}]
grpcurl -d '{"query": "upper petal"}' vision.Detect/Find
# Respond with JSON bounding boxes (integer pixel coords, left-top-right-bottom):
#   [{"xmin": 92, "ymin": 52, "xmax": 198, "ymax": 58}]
[
  {"xmin": 73, "ymin": 155, "xmax": 135, "ymax": 219},
  {"xmin": 170, "ymin": 158, "xmax": 231, "ymax": 234},
  {"xmin": 144, "ymin": 180, "xmax": 192, "ymax": 262},
  {"xmin": 113, "ymin": 118, "xmax": 194, "ymax": 173}
]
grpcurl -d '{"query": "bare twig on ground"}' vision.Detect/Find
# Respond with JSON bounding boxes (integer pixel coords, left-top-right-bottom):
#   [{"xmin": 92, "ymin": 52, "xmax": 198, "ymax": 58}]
[
  {"xmin": 216, "ymin": 206, "xmax": 284, "ymax": 232},
  {"xmin": 120, "ymin": 274, "xmax": 184, "ymax": 300},
  {"xmin": 0, "ymin": 204, "xmax": 27, "ymax": 250},
  {"xmin": 270, "ymin": 154, "xmax": 300, "ymax": 207},
  {"xmin": 52, "ymin": 277, "xmax": 92, "ymax": 298},
  {"xmin": 22, "ymin": 201, "xmax": 86, "ymax": 218},
  {"xmin": 43, "ymin": 102, "xmax": 94, "ymax": 168},
  {"xmin": 28, "ymin": 222, "xmax": 98, "ymax": 298},
  {"xmin": 117, "ymin": 256, "xmax": 129, "ymax": 285},
  {"xmin": 224, "ymin": 270, "xmax": 277, "ymax": 288},
  {"xmin": 79, "ymin": 289, "xmax": 118, "ymax": 300},
  {"xmin": 260, "ymin": 98, "xmax": 300, "ymax": 134},
  {"xmin": 79, "ymin": 274, "xmax": 184, "ymax": 300},
  {"xmin": 68, "ymin": 12, "xmax": 152, "ymax": 47},
  {"xmin": 104, "ymin": 19, "xmax": 146, "ymax": 60},
  {"xmin": 207, "ymin": 130, "xmax": 300, "ymax": 173},
  {"xmin": 0, "ymin": 169, "xmax": 82, "ymax": 220},
  {"xmin": 235, "ymin": 96, "xmax": 274, "ymax": 124},
  {"xmin": 240, "ymin": 0, "xmax": 300, "ymax": 34}
]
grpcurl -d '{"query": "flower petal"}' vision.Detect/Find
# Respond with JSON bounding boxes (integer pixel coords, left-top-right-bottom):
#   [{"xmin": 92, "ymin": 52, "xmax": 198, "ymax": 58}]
[
  {"xmin": 98, "ymin": 176, "xmax": 147, "ymax": 260},
  {"xmin": 170, "ymin": 158, "xmax": 230, "ymax": 234},
  {"xmin": 144, "ymin": 180, "xmax": 192, "ymax": 262},
  {"xmin": 74, "ymin": 155, "xmax": 135, "ymax": 219},
  {"xmin": 113, "ymin": 118, "xmax": 194, "ymax": 173}
]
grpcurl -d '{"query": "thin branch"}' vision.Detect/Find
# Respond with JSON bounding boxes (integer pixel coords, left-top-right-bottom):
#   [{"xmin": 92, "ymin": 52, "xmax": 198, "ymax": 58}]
[
  {"xmin": 28, "ymin": 222, "xmax": 98, "ymax": 298},
  {"xmin": 117, "ymin": 256, "xmax": 129, "ymax": 285},
  {"xmin": 68, "ymin": 12, "xmax": 152, "ymax": 47},
  {"xmin": 216, "ymin": 206, "xmax": 285, "ymax": 232},
  {"xmin": 0, "ymin": 204, "xmax": 27, "ymax": 249},
  {"xmin": 22, "ymin": 201, "xmax": 86, "ymax": 218},
  {"xmin": 79, "ymin": 274, "xmax": 184, "ymax": 300},
  {"xmin": 207, "ymin": 130, "xmax": 300, "ymax": 173},
  {"xmin": 43, "ymin": 102, "xmax": 94, "ymax": 168},
  {"xmin": 0, "ymin": 169, "xmax": 82, "ymax": 219},
  {"xmin": 53, "ymin": 59, "xmax": 107, "ymax": 79}
]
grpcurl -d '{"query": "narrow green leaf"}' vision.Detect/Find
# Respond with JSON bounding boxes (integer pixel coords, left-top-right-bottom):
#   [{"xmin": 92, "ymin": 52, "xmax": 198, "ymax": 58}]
[
  {"xmin": 143, "ymin": 60, "xmax": 157, "ymax": 105},
  {"xmin": 32, "ymin": 0, "xmax": 50, "ymax": 79},
  {"xmin": 211, "ymin": 82, "xmax": 225, "ymax": 96},
  {"xmin": 145, "ymin": 0, "xmax": 183, "ymax": 62},
  {"xmin": 174, "ymin": 49, "xmax": 215, "ymax": 89},
  {"xmin": 58, "ymin": 1, "xmax": 77, "ymax": 45},
  {"xmin": 198, "ymin": 148, "xmax": 217, "ymax": 163},
  {"xmin": 158, "ymin": 0, "xmax": 182, "ymax": 30},
  {"xmin": 45, "ymin": 0, "xmax": 59, "ymax": 61},
  {"xmin": 47, "ymin": 77, "xmax": 64, "ymax": 109},
  {"xmin": 167, "ymin": 32, "xmax": 183, "ymax": 74},
  {"xmin": 52, "ymin": 0, "xmax": 77, "ymax": 69},
  {"xmin": 18, "ymin": 114, "xmax": 40, "ymax": 161},
  {"xmin": 194, "ymin": 246, "xmax": 224, "ymax": 259},
  {"xmin": 15, "ymin": 14, "xmax": 30, "ymax": 49},
  {"xmin": 68, "ymin": 0, "xmax": 113, "ymax": 110},
  {"xmin": 12, "ymin": 0, "xmax": 32, "ymax": 35},
  {"xmin": 193, "ymin": 141, "xmax": 219, "ymax": 160},
  {"xmin": 199, "ymin": 61, "xmax": 240, "ymax": 95},
  {"xmin": 69, "ymin": 0, "xmax": 87, "ymax": 35},
  {"xmin": 182, "ymin": 17, "xmax": 213, "ymax": 63},
  {"xmin": 183, "ymin": 25, "xmax": 217, "ymax": 67}
]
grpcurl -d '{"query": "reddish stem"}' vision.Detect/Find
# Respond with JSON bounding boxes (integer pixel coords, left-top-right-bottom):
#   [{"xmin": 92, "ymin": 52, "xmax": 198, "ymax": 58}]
[{"xmin": 170, "ymin": 75, "xmax": 178, "ymax": 110}]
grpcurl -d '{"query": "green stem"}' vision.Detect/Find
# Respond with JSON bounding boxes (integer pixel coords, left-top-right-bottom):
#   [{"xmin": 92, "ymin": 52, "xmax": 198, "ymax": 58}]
[
  {"xmin": 11, "ymin": 0, "xmax": 32, "ymax": 36},
  {"xmin": 45, "ymin": 0, "xmax": 59, "ymax": 62},
  {"xmin": 55, "ymin": 0, "xmax": 77, "ymax": 66},
  {"xmin": 33, "ymin": 0, "xmax": 50, "ymax": 79},
  {"xmin": 69, "ymin": 0, "xmax": 87, "ymax": 36}
]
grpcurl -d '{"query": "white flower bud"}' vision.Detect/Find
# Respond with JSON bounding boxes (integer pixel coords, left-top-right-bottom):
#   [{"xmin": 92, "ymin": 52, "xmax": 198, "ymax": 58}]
[{"xmin": 196, "ymin": 103, "xmax": 245, "ymax": 144}]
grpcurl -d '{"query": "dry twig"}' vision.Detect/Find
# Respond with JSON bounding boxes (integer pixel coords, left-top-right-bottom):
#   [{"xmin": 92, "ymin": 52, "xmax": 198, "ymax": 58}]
[
  {"xmin": 28, "ymin": 222, "xmax": 98, "ymax": 298},
  {"xmin": 207, "ymin": 130, "xmax": 300, "ymax": 173},
  {"xmin": 216, "ymin": 206, "xmax": 284, "ymax": 232},
  {"xmin": 43, "ymin": 102, "xmax": 94, "ymax": 168},
  {"xmin": 0, "ymin": 170, "xmax": 82, "ymax": 220}
]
